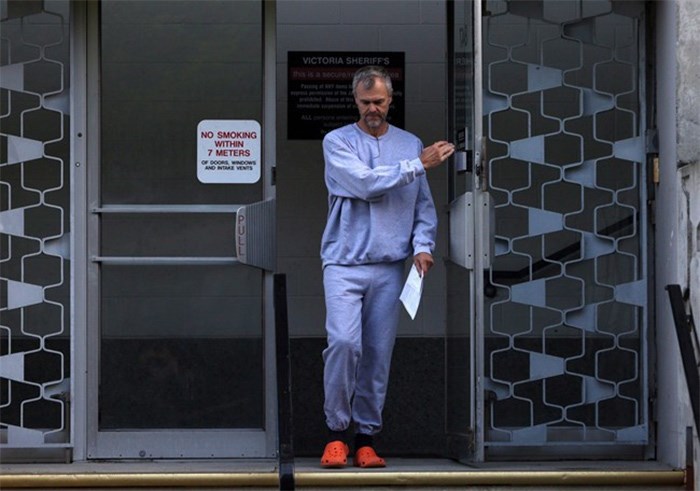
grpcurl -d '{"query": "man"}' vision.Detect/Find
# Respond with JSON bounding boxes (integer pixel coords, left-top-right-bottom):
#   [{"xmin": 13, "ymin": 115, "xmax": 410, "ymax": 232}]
[{"xmin": 319, "ymin": 65, "xmax": 454, "ymax": 468}]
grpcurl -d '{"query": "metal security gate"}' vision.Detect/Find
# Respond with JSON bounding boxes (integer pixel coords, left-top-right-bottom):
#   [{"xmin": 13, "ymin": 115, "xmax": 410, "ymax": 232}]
[
  {"xmin": 0, "ymin": 0, "xmax": 73, "ymax": 453},
  {"xmin": 481, "ymin": 0, "xmax": 649, "ymax": 457}
]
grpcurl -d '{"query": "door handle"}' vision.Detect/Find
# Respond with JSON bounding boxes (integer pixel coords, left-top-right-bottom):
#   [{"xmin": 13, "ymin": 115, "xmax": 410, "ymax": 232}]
[
  {"xmin": 235, "ymin": 198, "xmax": 276, "ymax": 271},
  {"xmin": 474, "ymin": 138, "xmax": 488, "ymax": 190}
]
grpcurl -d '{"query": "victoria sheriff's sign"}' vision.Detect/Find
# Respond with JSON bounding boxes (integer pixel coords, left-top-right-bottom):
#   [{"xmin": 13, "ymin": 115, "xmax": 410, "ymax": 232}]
[
  {"xmin": 288, "ymin": 51, "xmax": 405, "ymax": 140},
  {"xmin": 197, "ymin": 120, "xmax": 261, "ymax": 184}
]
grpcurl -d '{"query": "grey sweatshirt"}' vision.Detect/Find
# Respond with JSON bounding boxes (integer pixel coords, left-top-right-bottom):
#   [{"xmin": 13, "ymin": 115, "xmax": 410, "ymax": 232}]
[{"xmin": 320, "ymin": 123, "xmax": 437, "ymax": 267}]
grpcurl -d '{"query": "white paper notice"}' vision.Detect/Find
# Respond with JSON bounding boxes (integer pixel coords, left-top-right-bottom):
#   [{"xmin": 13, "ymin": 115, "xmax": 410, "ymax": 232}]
[{"xmin": 400, "ymin": 266, "xmax": 424, "ymax": 320}]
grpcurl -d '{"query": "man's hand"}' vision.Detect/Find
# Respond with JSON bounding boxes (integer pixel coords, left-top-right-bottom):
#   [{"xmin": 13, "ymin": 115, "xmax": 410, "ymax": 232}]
[
  {"xmin": 413, "ymin": 252, "xmax": 434, "ymax": 276},
  {"xmin": 420, "ymin": 141, "xmax": 455, "ymax": 170}
]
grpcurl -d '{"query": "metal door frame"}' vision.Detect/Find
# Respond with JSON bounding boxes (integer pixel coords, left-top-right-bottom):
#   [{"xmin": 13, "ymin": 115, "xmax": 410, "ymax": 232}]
[
  {"xmin": 83, "ymin": 0, "xmax": 278, "ymax": 459},
  {"xmin": 445, "ymin": 0, "xmax": 484, "ymax": 463},
  {"xmin": 471, "ymin": 0, "xmax": 486, "ymax": 462}
]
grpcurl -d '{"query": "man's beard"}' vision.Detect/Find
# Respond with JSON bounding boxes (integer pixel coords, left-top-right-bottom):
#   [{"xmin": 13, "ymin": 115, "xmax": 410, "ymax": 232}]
[{"xmin": 364, "ymin": 112, "xmax": 386, "ymax": 128}]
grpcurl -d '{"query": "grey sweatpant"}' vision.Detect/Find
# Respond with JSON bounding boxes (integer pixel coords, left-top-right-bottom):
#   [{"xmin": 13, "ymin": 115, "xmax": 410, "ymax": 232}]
[{"xmin": 322, "ymin": 261, "xmax": 404, "ymax": 436}]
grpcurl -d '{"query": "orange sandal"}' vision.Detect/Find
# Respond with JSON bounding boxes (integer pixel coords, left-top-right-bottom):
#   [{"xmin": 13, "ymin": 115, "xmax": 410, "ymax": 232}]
[
  {"xmin": 321, "ymin": 440, "xmax": 350, "ymax": 468},
  {"xmin": 353, "ymin": 446, "xmax": 386, "ymax": 468}
]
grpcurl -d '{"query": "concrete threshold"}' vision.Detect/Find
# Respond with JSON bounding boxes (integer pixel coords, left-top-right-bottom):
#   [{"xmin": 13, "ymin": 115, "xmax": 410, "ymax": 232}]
[{"xmin": 0, "ymin": 458, "xmax": 686, "ymax": 488}]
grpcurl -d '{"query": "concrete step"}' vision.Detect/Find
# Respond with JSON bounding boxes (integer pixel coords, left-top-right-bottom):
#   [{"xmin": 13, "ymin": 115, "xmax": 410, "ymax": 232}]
[{"xmin": 0, "ymin": 458, "xmax": 686, "ymax": 489}]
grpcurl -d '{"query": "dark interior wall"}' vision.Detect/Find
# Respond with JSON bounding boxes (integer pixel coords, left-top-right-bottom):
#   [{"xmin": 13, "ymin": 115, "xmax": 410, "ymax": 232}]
[
  {"xmin": 276, "ymin": 0, "xmax": 451, "ymax": 456},
  {"xmin": 290, "ymin": 337, "xmax": 446, "ymax": 456}
]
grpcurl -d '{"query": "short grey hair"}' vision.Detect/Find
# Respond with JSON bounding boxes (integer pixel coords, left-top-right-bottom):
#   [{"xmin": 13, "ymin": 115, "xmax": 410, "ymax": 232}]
[{"xmin": 352, "ymin": 66, "xmax": 393, "ymax": 97}]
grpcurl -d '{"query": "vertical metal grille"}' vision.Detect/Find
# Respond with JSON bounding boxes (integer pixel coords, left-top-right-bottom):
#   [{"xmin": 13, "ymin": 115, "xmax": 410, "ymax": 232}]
[
  {"xmin": 0, "ymin": 0, "xmax": 72, "ymax": 448},
  {"xmin": 483, "ymin": 0, "xmax": 648, "ymax": 449}
]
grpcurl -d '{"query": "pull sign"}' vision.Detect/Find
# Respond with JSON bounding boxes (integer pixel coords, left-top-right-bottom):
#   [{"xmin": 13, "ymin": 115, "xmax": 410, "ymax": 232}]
[
  {"xmin": 455, "ymin": 127, "xmax": 471, "ymax": 172},
  {"xmin": 235, "ymin": 199, "xmax": 276, "ymax": 272},
  {"xmin": 236, "ymin": 210, "xmax": 248, "ymax": 265},
  {"xmin": 456, "ymin": 127, "xmax": 468, "ymax": 151},
  {"xmin": 197, "ymin": 120, "xmax": 261, "ymax": 184}
]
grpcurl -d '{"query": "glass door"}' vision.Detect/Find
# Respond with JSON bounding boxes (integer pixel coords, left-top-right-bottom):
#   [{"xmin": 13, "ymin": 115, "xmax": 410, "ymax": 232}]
[{"xmin": 86, "ymin": 0, "xmax": 276, "ymax": 459}]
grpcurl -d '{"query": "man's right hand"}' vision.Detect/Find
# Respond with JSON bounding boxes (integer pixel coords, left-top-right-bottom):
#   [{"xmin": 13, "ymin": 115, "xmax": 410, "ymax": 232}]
[{"xmin": 420, "ymin": 141, "xmax": 455, "ymax": 170}]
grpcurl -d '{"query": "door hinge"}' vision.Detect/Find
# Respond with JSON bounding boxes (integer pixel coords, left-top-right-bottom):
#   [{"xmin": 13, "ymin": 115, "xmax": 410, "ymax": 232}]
[
  {"xmin": 652, "ymin": 156, "xmax": 660, "ymax": 184},
  {"xmin": 271, "ymin": 166, "xmax": 277, "ymax": 186},
  {"xmin": 645, "ymin": 128, "xmax": 658, "ymax": 154}
]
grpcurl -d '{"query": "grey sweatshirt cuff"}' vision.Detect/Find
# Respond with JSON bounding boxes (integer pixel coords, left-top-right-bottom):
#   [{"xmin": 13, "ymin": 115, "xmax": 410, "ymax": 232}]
[
  {"xmin": 410, "ymin": 157, "xmax": 425, "ymax": 177},
  {"xmin": 413, "ymin": 245, "xmax": 433, "ymax": 256}
]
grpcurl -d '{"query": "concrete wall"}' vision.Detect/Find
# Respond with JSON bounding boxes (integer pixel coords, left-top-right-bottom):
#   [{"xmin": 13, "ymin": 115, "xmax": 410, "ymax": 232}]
[
  {"xmin": 676, "ymin": 1, "xmax": 700, "ymax": 171},
  {"xmin": 678, "ymin": 0, "xmax": 700, "ymax": 484},
  {"xmin": 655, "ymin": 0, "xmax": 700, "ymax": 478}
]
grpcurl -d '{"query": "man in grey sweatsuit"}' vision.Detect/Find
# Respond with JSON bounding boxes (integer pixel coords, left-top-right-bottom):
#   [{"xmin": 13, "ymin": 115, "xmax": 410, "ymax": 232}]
[{"xmin": 319, "ymin": 65, "xmax": 454, "ymax": 468}]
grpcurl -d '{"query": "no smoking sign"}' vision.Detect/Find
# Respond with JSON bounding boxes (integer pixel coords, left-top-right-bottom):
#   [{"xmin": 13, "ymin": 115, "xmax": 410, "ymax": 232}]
[{"xmin": 197, "ymin": 120, "xmax": 261, "ymax": 184}]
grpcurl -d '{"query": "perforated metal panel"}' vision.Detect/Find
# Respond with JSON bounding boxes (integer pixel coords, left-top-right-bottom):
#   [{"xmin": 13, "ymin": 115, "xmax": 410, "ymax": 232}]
[
  {"xmin": 482, "ymin": 0, "xmax": 648, "ymax": 449},
  {"xmin": 0, "ymin": 0, "xmax": 72, "ymax": 448}
]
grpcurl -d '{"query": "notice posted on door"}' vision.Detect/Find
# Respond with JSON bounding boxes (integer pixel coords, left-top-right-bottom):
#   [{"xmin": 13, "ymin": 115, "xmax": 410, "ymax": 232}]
[{"xmin": 197, "ymin": 120, "xmax": 261, "ymax": 184}]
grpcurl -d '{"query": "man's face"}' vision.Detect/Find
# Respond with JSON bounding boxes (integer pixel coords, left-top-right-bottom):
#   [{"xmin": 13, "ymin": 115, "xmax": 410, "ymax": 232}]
[{"xmin": 354, "ymin": 78, "xmax": 392, "ymax": 131}]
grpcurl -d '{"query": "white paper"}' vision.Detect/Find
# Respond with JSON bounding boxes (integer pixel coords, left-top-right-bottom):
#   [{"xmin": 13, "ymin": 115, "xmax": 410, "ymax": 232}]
[{"xmin": 399, "ymin": 266, "xmax": 424, "ymax": 320}]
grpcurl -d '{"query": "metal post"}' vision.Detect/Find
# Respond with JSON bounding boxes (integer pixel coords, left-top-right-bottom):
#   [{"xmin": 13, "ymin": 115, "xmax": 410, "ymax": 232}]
[
  {"xmin": 666, "ymin": 284, "xmax": 700, "ymax": 434},
  {"xmin": 274, "ymin": 274, "xmax": 295, "ymax": 490}
]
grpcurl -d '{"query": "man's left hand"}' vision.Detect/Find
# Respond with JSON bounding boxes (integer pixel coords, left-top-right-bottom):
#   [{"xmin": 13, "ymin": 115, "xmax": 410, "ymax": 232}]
[{"xmin": 413, "ymin": 252, "xmax": 434, "ymax": 276}]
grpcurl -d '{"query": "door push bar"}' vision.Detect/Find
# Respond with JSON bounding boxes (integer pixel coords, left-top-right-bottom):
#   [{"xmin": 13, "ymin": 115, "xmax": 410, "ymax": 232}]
[{"xmin": 91, "ymin": 199, "xmax": 276, "ymax": 271}]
